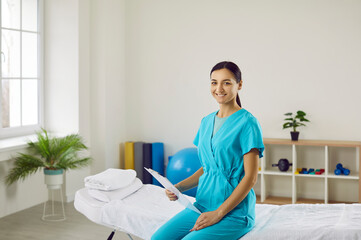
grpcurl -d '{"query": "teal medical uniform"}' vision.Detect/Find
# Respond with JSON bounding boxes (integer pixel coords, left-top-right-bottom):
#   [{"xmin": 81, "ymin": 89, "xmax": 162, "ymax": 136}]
[{"xmin": 152, "ymin": 109, "xmax": 264, "ymax": 240}]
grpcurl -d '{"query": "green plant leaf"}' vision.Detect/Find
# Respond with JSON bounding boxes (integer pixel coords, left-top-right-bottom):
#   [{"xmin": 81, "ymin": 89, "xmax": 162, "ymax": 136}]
[
  {"xmin": 56, "ymin": 157, "xmax": 92, "ymax": 170},
  {"xmin": 300, "ymin": 118, "xmax": 310, "ymax": 122},
  {"xmin": 284, "ymin": 118, "xmax": 294, "ymax": 121},
  {"xmin": 27, "ymin": 129, "xmax": 51, "ymax": 161},
  {"xmin": 297, "ymin": 110, "xmax": 306, "ymax": 116},
  {"xmin": 284, "ymin": 112, "xmax": 292, "ymax": 116},
  {"xmin": 283, "ymin": 122, "xmax": 293, "ymax": 129},
  {"xmin": 5, "ymin": 154, "xmax": 45, "ymax": 185}
]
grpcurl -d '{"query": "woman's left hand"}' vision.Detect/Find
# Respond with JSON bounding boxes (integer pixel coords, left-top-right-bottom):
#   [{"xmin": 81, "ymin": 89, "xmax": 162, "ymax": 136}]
[{"xmin": 190, "ymin": 210, "xmax": 223, "ymax": 231}]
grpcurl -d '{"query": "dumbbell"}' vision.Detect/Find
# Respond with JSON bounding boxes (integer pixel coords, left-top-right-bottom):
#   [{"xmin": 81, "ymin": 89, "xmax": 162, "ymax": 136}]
[
  {"xmin": 334, "ymin": 163, "xmax": 350, "ymax": 175},
  {"xmin": 300, "ymin": 168, "xmax": 313, "ymax": 174},
  {"xmin": 272, "ymin": 158, "xmax": 292, "ymax": 172}
]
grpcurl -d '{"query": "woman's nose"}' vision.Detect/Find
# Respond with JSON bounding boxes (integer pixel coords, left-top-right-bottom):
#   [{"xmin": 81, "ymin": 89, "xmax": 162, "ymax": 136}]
[{"xmin": 216, "ymin": 84, "xmax": 224, "ymax": 92}]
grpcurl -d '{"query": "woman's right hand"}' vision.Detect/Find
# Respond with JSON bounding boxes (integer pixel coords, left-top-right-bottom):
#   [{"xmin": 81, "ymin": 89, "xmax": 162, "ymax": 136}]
[
  {"xmin": 166, "ymin": 184, "xmax": 182, "ymax": 201},
  {"xmin": 165, "ymin": 189, "xmax": 178, "ymax": 201}
]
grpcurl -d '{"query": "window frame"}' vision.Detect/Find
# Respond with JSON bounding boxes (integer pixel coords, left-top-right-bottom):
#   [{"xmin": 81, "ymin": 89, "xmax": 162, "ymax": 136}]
[{"xmin": 0, "ymin": 0, "xmax": 43, "ymax": 139}]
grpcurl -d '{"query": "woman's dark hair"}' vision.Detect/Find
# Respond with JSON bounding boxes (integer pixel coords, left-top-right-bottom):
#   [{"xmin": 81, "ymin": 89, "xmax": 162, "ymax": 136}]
[{"xmin": 210, "ymin": 61, "xmax": 242, "ymax": 108}]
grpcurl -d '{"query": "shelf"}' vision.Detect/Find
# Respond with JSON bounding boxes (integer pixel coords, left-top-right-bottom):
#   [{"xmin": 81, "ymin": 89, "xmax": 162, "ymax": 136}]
[
  {"xmin": 263, "ymin": 170, "xmax": 292, "ymax": 176},
  {"xmin": 295, "ymin": 174, "xmax": 325, "ymax": 178},
  {"xmin": 327, "ymin": 173, "xmax": 359, "ymax": 180},
  {"xmin": 261, "ymin": 138, "xmax": 361, "ymax": 204},
  {"xmin": 328, "ymin": 200, "xmax": 359, "ymax": 204},
  {"xmin": 264, "ymin": 138, "xmax": 361, "ymax": 147},
  {"xmin": 256, "ymin": 196, "xmax": 292, "ymax": 205},
  {"xmin": 295, "ymin": 198, "xmax": 325, "ymax": 204}
]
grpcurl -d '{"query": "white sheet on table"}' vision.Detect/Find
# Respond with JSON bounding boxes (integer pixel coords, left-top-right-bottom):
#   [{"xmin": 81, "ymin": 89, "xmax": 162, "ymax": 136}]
[
  {"xmin": 88, "ymin": 178, "xmax": 143, "ymax": 203},
  {"xmin": 78, "ymin": 184, "xmax": 361, "ymax": 240},
  {"xmin": 243, "ymin": 203, "xmax": 361, "ymax": 240},
  {"xmin": 101, "ymin": 185, "xmax": 191, "ymax": 240},
  {"xmin": 74, "ymin": 188, "xmax": 104, "ymax": 224},
  {"xmin": 85, "ymin": 168, "xmax": 136, "ymax": 191}
]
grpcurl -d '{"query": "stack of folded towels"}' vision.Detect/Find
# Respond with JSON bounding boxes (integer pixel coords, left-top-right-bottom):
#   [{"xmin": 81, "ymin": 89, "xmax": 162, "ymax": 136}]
[{"xmin": 84, "ymin": 168, "xmax": 143, "ymax": 203}]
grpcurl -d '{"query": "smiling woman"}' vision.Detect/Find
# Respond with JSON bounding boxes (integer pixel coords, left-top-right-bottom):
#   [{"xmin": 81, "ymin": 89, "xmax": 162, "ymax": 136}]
[{"xmin": 151, "ymin": 61, "xmax": 264, "ymax": 240}]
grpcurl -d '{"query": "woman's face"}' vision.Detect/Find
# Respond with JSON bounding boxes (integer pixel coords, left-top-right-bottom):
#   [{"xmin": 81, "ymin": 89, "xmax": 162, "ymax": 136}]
[{"xmin": 210, "ymin": 68, "xmax": 242, "ymax": 106}]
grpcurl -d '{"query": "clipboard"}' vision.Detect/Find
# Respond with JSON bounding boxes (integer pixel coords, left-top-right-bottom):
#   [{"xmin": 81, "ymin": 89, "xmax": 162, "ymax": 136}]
[{"xmin": 144, "ymin": 167, "xmax": 201, "ymax": 214}]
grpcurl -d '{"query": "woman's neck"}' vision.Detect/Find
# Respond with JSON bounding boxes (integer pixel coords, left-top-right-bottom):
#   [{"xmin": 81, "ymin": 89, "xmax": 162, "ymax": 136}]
[{"xmin": 217, "ymin": 103, "xmax": 242, "ymax": 118}]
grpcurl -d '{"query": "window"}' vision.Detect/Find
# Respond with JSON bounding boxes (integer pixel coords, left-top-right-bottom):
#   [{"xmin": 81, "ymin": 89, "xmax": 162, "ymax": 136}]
[{"xmin": 0, "ymin": 0, "xmax": 42, "ymax": 138}]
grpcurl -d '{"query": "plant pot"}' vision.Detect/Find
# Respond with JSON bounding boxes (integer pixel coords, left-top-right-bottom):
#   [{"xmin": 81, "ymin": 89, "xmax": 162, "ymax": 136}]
[
  {"xmin": 44, "ymin": 169, "xmax": 64, "ymax": 189},
  {"xmin": 290, "ymin": 131, "xmax": 299, "ymax": 141}
]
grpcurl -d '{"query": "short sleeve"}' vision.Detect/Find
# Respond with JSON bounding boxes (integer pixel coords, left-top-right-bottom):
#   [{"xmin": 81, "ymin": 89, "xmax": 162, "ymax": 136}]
[
  {"xmin": 193, "ymin": 117, "xmax": 204, "ymax": 147},
  {"xmin": 240, "ymin": 117, "xmax": 264, "ymax": 158}
]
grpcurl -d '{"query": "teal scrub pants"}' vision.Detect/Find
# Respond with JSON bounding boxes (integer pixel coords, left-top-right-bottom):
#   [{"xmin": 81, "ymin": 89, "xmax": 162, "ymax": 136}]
[{"xmin": 151, "ymin": 208, "xmax": 253, "ymax": 240}]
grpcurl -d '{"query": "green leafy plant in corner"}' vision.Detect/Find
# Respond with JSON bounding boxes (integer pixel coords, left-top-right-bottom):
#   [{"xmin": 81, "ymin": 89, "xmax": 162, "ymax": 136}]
[
  {"xmin": 5, "ymin": 129, "xmax": 91, "ymax": 185},
  {"xmin": 283, "ymin": 110, "xmax": 310, "ymax": 132}
]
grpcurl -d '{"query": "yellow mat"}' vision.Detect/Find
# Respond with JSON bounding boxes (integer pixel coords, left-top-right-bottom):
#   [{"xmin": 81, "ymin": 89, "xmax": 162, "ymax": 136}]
[{"xmin": 125, "ymin": 142, "xmax": 135, "ymax": 169}]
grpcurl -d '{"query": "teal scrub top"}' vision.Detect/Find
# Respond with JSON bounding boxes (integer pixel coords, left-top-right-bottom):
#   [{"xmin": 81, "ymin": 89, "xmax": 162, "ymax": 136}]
[{"xmin": 193, "ymin": 108, "xmax": 264, "ymax": 225}]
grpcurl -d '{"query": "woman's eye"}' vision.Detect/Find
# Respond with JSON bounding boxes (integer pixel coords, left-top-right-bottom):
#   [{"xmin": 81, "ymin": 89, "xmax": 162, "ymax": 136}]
[
  {"xmin": 211, "ymin": 82, "xmax": 217, "ymax": 85},
  {"xmin": 225, "ymin": 82, "xmax": 231, "ymax": 85}
]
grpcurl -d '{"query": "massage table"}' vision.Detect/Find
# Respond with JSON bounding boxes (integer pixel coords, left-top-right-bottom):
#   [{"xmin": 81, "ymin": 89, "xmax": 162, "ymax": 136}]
[{"xmin": 74, "ymin": 184, "xmax": 361, "ymax": 240}]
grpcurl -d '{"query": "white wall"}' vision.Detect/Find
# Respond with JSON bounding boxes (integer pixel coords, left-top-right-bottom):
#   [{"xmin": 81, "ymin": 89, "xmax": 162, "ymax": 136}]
[
  {"xmin": 44, "ymin": 0, "xmax": 92, "ymax": 202},
  {"xmin": 44, "ymin": 0, "xmax": 79, "ymax": 134},
  {"xmin": 124, "ymin": 0, "xmax": 361, "ymax": 162},
  {"xmin": 89, "ymin": 0, "xmax": 126, "ymax": 174}
]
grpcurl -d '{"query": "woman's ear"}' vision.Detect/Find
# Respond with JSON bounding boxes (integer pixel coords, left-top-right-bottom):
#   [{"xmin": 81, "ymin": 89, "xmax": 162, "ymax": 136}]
[{"xmin": 238, "ymin": 80, "xmax": 243, "ymax": 90}]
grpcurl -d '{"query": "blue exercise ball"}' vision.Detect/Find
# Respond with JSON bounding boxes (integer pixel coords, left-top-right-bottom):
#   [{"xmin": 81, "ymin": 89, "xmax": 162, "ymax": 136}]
[{"xmin": 166, "ymin": 148, "xmax": 201, "ymax": 197}]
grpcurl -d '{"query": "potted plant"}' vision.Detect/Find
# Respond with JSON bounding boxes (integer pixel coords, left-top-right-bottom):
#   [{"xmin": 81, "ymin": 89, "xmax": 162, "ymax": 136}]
[
  {"xmin": 5, "ymin": 129, "xmax": 91, "ymax": 189},
  {"xmin": 283, "ymin": 110, "xmax": 310, "ymax": 141}
]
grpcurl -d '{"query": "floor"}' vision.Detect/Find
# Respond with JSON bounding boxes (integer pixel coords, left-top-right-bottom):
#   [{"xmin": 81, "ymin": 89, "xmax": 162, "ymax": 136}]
[{"xmin": 0, "ymin": 201, "xmax": 142, "ymax": 240}]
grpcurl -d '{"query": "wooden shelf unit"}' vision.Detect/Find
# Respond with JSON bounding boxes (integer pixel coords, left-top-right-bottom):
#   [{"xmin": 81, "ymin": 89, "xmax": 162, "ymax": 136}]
[{"xmin": 256, "ymin": 138, "xmax": 361, "ymax": 204}]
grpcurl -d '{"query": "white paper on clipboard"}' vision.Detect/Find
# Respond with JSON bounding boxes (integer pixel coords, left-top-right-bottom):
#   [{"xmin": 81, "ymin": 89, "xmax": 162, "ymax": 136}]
[{"xmin": 144, "ymin": 167, "xmax": 201, "ymax": 214}]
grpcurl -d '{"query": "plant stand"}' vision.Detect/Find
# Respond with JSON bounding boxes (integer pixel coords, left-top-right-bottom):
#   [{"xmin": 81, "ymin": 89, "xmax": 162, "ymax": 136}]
[
  {"xmin": 42, "ymin": 186, "xmax": 66, "ymax": 222},
  {"xmin": 42, "ymin": 169, "xmax": 66, "ymax": 221}
]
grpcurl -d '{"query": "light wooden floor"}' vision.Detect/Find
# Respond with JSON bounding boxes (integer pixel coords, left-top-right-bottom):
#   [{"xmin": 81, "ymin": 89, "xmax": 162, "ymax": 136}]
[{"xmin": 0, "ymin": 201, "xmax": 142, "ymax": 240}]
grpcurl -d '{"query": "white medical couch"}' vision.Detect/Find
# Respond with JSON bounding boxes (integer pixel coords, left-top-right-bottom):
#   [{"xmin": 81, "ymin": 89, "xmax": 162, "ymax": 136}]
[{"xmin": 74, "ymin": 184, "xmax": 361, "ymax": 240}]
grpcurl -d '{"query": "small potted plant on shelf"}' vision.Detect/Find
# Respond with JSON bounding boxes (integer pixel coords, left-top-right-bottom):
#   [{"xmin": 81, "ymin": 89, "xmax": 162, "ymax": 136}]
[
  {"xmin": 283, "ymin": 110, "xmax": 310, "ymax": 141},
  {"xmin": 5, "ymin": 129, "xmax": 91, "ymax": 189}
]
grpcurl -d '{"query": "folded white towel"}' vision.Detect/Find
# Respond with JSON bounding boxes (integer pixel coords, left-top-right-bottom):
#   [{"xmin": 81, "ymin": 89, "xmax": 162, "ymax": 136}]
[
  {"xmin": 88, "ymin": 178, "xmax": 143, "ymax": 202},
  {"xmin": 84, "ymin": 168, "xmax": 136, "ymax": 191}
]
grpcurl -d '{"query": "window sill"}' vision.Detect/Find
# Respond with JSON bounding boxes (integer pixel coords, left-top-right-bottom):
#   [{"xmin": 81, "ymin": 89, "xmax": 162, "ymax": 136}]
[{"xmin": 0, "ymin": 135, "xmax": 37, "ymax": 162}]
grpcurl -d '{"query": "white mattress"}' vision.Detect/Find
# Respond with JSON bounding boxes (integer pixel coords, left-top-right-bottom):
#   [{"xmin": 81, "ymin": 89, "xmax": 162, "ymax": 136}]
[{"xmin": 75, "ymin": 185, "xmax": 361, "ymax": 240}]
